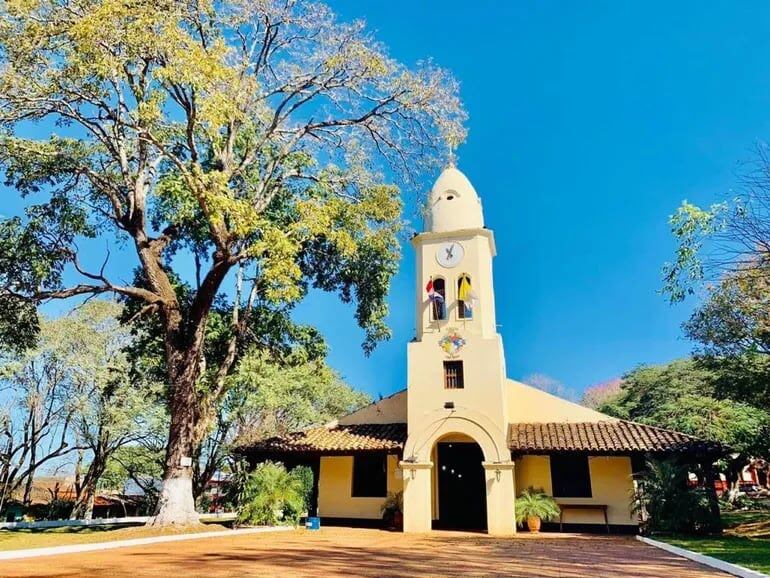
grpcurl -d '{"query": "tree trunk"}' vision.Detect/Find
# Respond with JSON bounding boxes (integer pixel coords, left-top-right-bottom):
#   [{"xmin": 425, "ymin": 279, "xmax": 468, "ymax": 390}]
[
  {"xmin": 70, "ymin": 455, "xmax": 106, "ymax": 521},
  {"xmin": 702, "ymin": 460, "xmax": 722, "ymax": 534},
  {"xmin": 22, "ymin": 434, "xmax": 37, "ymax": 507},
  {"xmin": 151, "ymin": 354, "xmax": 201, "ymax": 526},
  {"xmin": 71, "ymin": 477, "xmax": 97, "ymax": 521}
]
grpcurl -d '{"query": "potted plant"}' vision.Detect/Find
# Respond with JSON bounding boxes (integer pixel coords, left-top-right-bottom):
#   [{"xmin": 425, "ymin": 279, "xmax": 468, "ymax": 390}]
[
  {"xmin": 381, "ymin": 491, "xmax": 403, "ymax": 530},
  {"xmin": 515, "ymin": 487, "xmax": 560, "ymax": 533}
]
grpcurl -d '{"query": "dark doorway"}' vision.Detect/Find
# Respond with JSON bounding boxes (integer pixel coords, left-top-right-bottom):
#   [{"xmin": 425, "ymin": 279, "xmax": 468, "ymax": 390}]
[{"xmin": 436, "ymin": 442, "xmax": 487, "ymax": 531}]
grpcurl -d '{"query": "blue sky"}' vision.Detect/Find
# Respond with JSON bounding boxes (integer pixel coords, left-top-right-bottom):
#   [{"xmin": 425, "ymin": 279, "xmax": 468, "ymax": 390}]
[
  {"xmin": 303, "ymin": 0, "xmax": 770, "ymax": 399},
  {"xmin": 6, "ymin": 2, "xmax": 770, "ymax": 402}
]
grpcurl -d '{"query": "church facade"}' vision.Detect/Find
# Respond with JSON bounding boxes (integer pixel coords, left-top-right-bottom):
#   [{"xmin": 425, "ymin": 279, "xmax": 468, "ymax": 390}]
[{"xmin": 244, "ymin": 166, "xmax": 719, "ymax": 535}]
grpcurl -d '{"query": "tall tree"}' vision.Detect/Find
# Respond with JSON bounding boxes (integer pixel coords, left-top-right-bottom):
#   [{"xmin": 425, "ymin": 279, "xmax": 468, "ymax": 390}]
[
  {"xmin": 0, "ymin": 300, "xmax": 160, "ymax": 518},
  {"xmin": 598, "ymin": 358, "xmax": 770, "ymax": 493},
  {"xmin": 0, "ymin": 320, "xmax": 81, "ymax": 512},
  {"xmin": 63, "ymin": 300, "xmax": 162, "ymax": 520},
  {"xmin": 0, "ymin": 0, "xmax": 465, "ymax": 524}
]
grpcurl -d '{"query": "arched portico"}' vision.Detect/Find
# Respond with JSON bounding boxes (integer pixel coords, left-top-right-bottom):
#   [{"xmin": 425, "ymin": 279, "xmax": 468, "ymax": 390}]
[
  {"xmin": 402, "ymin": 407, "xmax": 507, "ymax": 464},
  {"xmin": 400, "ymin": 407, "xmax": 516, "ymax": 536}
]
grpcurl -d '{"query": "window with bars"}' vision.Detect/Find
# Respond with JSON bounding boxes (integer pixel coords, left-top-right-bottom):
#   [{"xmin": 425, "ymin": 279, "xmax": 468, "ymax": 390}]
[{"xmin": 443, "ymin": 360, "xmax": 464, "ymax": 389}]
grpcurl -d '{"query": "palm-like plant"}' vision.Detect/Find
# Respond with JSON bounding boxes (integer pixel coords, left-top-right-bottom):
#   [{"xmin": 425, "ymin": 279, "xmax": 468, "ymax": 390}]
[
  {"xmin": 515, "ymin": 487, "xmax": 561, "ymax": 528},
  {"xmin": 236, "ymin": 462, "xmax": 308, "ymax": 526},
  {"xmin": 631, "ymin": 459, "xmax": 720, "ymax": 535},
  {"xmin": 380, "ymin": 491, "xmax": 403, "ymax": 515}
]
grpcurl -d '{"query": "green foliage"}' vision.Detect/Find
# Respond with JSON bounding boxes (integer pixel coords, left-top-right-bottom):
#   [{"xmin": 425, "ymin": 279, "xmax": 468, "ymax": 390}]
[
  {"xmin": 662, "ymin": 201, "xmax": 728, "ymax": 303},
  {"xmin": 683, "ymin": 269, "xmax": 770, "ymax": 358},
  {"xmin": 292, "ymin": 466, "xmax": 314, "ymax": 514},
  {"xmin": 236, "ymin": 462, "xmax": 310, "ymax": 526},
  {"xmin": 229, "ymin": 349, "xmax": 370, "ymax": 441},
  {"xmin": 0, "ymin": 0, "xmax": 466, "ymax": 521},
  {"xmin": 102, "ymin": 445, "xmax": 165, "ymax": 514},
  {"xmin": 599, "ymin": 358, "xmax": 770, "ymax": 458},
  {"xmin": 632, "ymin": 460, "xmax": 721, "ymax": 535},
  {"xmin": 0, "ymin": 0, "xmax": 465, "ymax": 354},
  {"xmin": 380, "ymin": 491, "xmax": 403, "ymax": 516},
  {"xmin": 514, "ymin": 488, "xmax": 561, "ymax": 525}
]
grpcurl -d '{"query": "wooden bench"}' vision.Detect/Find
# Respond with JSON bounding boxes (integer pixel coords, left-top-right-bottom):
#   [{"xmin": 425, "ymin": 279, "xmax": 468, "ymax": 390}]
[{"xmin": 557, "ymin": 504, "xmax": 609, "ymax": 533}]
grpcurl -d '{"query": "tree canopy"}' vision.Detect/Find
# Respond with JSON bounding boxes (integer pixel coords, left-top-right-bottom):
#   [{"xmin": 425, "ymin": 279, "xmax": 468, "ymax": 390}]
[
  {"xmin": 0, "ymin": 0, "xmax": 466, "ymax": 523},
  {"xmin": 598, "ymin": 358, "xmax": 769, "ymax": 459}
]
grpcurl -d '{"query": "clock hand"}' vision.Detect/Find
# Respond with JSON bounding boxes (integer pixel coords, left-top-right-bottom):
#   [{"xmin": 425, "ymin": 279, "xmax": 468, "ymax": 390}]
[{"xmin": 447, "ymin": 245, "xmax": 454, "ymax": 259}]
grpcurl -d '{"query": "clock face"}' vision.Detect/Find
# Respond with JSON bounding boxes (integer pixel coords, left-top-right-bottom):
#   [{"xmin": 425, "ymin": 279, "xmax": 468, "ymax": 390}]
[{"xmin": 436, "ymin": 242, "xmax": 464, "ymax": 268}]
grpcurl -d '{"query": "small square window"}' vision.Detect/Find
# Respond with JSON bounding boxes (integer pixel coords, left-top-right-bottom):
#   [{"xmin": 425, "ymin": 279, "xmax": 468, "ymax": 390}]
[{"xmin": 444, "ymin": 360, "xmax": 464, "ymax": 389}]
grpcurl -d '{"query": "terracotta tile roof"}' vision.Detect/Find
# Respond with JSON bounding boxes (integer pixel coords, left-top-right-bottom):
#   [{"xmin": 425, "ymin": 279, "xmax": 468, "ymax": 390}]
[
  {"xmin": 508, "ymin": 421, "xmax": 722, "ymax": 454},
  {"xmin": 245, "ymin": 423, "xmax": 407, "ymax": 455}
]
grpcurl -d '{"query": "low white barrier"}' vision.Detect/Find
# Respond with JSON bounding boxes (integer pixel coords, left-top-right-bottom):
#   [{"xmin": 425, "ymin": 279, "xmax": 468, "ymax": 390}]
[
  {"xmin": 637, "ymin": 535, "xmax": 769, "ymax": 578},
  {"xmin": 0, "ymin": 512, "xmax": 236, "ymax": 531},
  {"xmin": 0, "ymin": 525, "xmax": 291, "ymax": 561}
]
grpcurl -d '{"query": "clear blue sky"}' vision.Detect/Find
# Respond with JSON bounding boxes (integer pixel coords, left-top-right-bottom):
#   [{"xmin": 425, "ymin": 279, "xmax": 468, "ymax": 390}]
[
  {"xmin": 7, "ymin": 2, "xmax": 770, "ymax": 401},
  {"xmin": 301, "ymin": 0, "xmax": 770, "ymax": 399}
]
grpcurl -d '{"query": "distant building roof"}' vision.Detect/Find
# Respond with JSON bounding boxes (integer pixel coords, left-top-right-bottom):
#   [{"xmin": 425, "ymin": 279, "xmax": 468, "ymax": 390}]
[{"xmin": 508, "ymin": 421, "xmax": 722, "ymax": 454}]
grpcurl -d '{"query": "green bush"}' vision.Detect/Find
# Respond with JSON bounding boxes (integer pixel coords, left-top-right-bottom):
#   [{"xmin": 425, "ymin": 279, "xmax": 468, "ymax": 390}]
[
  {"xmin": 236, "ymin": 461, "xmax": 311, "ymax": 526},
  {"xmin": 292, "ymin": 465, "xmax": 314, "ymax": 514},
  {"xmin": 514, "ymin": 487, "xmax": 561, "ymax": 526},
  {"xmin": 632, "ymin": 459, "xmax": 720, "ymax": 535}
]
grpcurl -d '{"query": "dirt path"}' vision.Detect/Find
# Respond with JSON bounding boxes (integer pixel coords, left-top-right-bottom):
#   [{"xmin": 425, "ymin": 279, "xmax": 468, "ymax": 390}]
[{"xmin": 0, "ymin": 527, "xmax": 730, "ymax": 577}]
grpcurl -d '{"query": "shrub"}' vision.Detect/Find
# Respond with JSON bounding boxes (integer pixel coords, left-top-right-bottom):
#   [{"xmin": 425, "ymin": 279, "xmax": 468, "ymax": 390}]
[
  {"xmin": 380, "ymin": 490, "xmax": 403, "ymax": 517},
  {"xmin": 632, "ymin": 459, "xmax": 720, "ymax": 535},
  {"xmin": 236, "ymin": 461, "xmax": 311, "ymax": 526},
  {"xmin": 514, "ymin": 487, "xmax": 561, "ymax": 526},
  {"xmin": 292, "ymin": 465, "xmax": 314, "ymax": 515}
]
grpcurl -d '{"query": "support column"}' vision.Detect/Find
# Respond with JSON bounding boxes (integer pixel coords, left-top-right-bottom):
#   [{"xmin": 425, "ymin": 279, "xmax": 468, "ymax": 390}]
[
  {"xmin": 482, "ymin": 461, "xmax": 516, "ymax": 536},
  {"xmin": 400, "ymin": 461, "xmax": 433, "ymax": 533}
]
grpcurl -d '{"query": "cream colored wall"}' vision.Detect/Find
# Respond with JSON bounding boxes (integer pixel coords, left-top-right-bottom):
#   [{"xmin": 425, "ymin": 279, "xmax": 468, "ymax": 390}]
[
  {"xmin": 337, "ymin": 390, "xmax": 407, "ymax": 426},
  {"xmin": 506, "ymin": 379, "xmax": 615, "ymax": 423},
  {"xmin": 515, "ymin": 455, "xmax": 637, "ymax": 525},
  {"xmin": 317, "ymin": 454, "xmax": 403, "ymax": 519},
  {"xmin": 412, "ymin": 230, "xmax": 497, "ymax": 341}
]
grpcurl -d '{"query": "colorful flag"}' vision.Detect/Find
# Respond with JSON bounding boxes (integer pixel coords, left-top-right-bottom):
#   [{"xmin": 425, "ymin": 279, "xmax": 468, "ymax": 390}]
[
  {"xmin": 458, "ymin": 274, "xmax": 478, "ymax": 313},
  {"xmin": 426, "ymin": 278, "xmax": 443, "ymax": 302},
  {"xmin": 458, "ymin": 275, "xmax": 472, "ymax": 302}
]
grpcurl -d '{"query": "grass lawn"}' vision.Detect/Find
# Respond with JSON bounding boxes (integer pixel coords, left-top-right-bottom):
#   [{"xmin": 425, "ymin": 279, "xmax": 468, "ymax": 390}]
[
  {"xmin": 663, "ymin": 535, "xmax": 770, "ymax": 574},
  {"xmin": 661, "ymin": 509, "xmax": 770, "ymax": 575},
  {"xmin": 0, "ymin": 523, "xmax": 229, "ymax": 552}
]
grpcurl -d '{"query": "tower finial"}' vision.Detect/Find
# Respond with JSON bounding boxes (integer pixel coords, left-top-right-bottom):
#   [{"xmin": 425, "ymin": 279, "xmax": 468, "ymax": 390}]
[{"xmin": 447, "ymin": 148, "xmax": 457, "ymax": 168}]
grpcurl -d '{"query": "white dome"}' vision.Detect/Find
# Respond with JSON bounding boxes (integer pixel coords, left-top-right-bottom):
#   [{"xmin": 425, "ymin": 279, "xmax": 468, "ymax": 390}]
[{"xmin": 424, "ymin": 166, "xmax": 484, "ymax": 233}]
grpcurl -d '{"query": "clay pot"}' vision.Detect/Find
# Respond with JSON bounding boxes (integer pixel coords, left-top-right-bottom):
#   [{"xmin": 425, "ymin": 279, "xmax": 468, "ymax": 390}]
[{"xmin": 526, "ymin": 516, "xmax": 542, "ymax": 533}]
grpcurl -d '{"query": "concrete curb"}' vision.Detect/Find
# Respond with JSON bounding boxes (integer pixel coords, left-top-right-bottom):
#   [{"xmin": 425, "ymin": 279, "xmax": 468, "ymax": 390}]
[
  {"xmin": 637, "ymin": 535, "xmax": 768, "ymax": 578},
  {"xmin": 0, "ymin": 525, "xmax": 293, "ymax": 561}
]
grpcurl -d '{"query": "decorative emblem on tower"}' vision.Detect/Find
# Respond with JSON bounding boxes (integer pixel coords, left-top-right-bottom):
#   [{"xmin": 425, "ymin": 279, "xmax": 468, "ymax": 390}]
[{"xmin": 439, "ymin": 327, "xmax": 466, "ymax": 358}]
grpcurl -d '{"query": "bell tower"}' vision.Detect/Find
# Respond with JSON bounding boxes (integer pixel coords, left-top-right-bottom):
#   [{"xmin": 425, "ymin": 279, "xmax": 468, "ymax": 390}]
[{"xmin": 402, "ymin": 165, "xmax": 514, "ymax": 535}]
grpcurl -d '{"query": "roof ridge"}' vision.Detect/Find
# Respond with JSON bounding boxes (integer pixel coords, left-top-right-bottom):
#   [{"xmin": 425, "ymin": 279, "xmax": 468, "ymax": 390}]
[{"xmin": 616, "ymin": 418, "xmax": 701, "ymax": 441}]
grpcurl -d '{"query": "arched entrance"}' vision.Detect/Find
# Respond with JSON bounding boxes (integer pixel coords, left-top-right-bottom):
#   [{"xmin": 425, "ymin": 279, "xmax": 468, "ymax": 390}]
[
  {"xmin": 434, "ymin": 436, "xmax": 487, "ymax": 531},
  {"xmin": 401, "ymin": 409, "xmax": 515, "ymax": 535}
]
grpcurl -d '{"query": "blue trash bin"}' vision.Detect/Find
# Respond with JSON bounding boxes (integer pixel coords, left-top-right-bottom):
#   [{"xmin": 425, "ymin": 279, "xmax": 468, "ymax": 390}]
[{"xmin": 305, "ymin": 516, "xmax": 321, "ymax": 530}]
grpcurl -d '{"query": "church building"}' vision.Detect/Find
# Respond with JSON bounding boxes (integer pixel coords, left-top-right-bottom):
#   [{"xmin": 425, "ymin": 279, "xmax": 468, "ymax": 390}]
[{"xmin": 243, "ymin": 166, "xmax": 719, "ymax": 535}]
